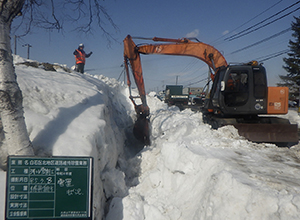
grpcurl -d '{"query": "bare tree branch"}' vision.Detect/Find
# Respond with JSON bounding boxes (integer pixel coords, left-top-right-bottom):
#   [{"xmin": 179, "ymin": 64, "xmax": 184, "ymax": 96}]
[
  {"xmin": 50, "ymin": 0, "xmax": 62, "ymax": 30},
  {"xmin": 12, "ymin": 0, "xmax": 119, "ymax": 43}
]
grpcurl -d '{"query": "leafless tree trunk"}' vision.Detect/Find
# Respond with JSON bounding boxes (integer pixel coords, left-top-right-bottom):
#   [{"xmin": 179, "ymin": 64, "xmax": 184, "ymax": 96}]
[{"xmin": 0, "ymin": 0, "xmax": 34, "ymax": 169}]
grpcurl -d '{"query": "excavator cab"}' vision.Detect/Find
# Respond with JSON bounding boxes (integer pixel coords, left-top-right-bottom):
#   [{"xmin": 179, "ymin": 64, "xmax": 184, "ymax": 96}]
[
  {"xmin": 204, "ymin": 63, "xmax": 298, "ymax": 146},
  {"xmin": 210, "ymin": 64, "xmax": 268, "ymax": 116}
]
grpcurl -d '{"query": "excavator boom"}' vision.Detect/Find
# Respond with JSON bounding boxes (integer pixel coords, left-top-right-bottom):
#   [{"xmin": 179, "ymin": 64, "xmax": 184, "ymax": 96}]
[
  {"xmin": 137, "ymin": 40, "xmax": 228, "ymax": 72},
  {"xmin": 123, "ymin": 35, "xmax": 227, "ymax": 97}
]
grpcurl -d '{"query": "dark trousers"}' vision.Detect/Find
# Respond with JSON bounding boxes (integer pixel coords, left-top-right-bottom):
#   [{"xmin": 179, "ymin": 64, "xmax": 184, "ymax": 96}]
[{"xmin": 76, "ymin": 63, "xmax": 85, "ymax": 74}]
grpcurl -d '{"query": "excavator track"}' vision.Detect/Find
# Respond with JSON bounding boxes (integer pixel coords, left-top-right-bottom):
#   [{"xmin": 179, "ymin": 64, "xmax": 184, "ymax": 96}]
[
  {"xmin": 203, "ymin": 113, "xmax": 299, "ymax": 147},
  {"xmin": 234, "ymin": 123, "xmax": 298, "ymax": 147}
]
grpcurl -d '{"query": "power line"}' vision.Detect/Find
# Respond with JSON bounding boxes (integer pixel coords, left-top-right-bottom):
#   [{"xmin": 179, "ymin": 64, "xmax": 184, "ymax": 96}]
[
  {"xmin": 182, "ymin": 49, "xmax": 290, "ymax": 87},
  {"xmin": 176, "ymin": 59, "xmax": 198, "ymax": 76},
  {"xmin": 226, "ymin": 0, "xmax": 283, "ymax": 36},
  {"xmin": 143, "ymin": 2, "xmax": 297, "ymax": 90},
  {"xmin": 230, "ymin": 27, "xmax": 292, "ymax": 54},
  {"xmin": 183, "ymin": 77, "xmax": 208, "ymax": 87},
  {"xmin": 180, "ymin": 69, "xmax": 208, "ymax": 86},
  {"xmin": 256, "ymin": 49, "xmax": 290, "ymax": 62},
  {"xmin": 17, "ymin": 37, "xmax": 27, "ymax": 46},
  {"xmin": 226, "ymin": 1, "xmax": 300, "ymax": 41},
  {"xmin": 210, "ymin": 0, "xmax": 283, "ymax": 45}
]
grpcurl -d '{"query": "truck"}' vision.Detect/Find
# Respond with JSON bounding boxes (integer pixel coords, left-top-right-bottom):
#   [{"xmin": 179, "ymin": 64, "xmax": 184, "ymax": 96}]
[
  {"xmin": 164, "ymin": 85, "xmax": 189, "ymax": 109},
  {"xmin": 188, "ymin": 87, "xmax": 205, "ymax": 106}
]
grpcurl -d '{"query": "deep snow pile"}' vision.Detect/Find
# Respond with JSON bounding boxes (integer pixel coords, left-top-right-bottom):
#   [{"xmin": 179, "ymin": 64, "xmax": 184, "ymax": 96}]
[
  {"xmin": 108, "ymin": 100, "xmax": 300, "ymax": 220},
  {"xmin": 1, "ymin": 55, "xmax": 136, "ymax": 218},
  {"xmin": 1, "ymin": 56, "xmax": 300, "ymax": 220}
]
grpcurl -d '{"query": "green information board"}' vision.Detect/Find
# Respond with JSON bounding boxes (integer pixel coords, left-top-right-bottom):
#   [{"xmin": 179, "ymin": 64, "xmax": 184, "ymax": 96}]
[{"xmin": 5, "ymin": 156, "xmax": 93, "ymax": 220}]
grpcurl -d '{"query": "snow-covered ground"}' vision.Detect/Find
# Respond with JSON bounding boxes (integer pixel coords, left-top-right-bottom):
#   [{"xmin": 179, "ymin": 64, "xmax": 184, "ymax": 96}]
[{"xmin": 1, "ymin": 55, "xmax": 300, "ymax": 219}]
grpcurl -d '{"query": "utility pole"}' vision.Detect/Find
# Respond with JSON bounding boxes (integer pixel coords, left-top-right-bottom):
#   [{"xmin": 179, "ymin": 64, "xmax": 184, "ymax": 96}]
[
  {"xmin": 14, "ymin": 35, "xmax": 18, "ymax": 54},
  {"xmin": 124, "ymin": 70, "xmax": 126, "ymax": 84},
  {"xmin": 22, "ymin": 44, "xmax": 32, "ymax": 59},
  {"xmin": 175, "ymin": 75, "xmax": 179, "ymax": 85}
]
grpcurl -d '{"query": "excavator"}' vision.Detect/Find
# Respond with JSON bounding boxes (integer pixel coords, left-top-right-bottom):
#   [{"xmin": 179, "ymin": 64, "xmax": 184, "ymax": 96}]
[{"xmin": 123, "ymin": 35, "xmax": 299, "ymax": 146}]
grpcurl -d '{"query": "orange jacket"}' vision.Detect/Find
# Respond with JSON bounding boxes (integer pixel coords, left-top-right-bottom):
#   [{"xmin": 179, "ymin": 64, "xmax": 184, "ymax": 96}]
[{"xmin": 74, "ymin": 49, "xmax": 86, "ymax": 64}]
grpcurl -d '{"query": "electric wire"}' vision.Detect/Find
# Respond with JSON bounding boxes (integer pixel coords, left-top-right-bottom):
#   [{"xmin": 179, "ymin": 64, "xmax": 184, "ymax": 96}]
[
  {"xmin": 226, "ymin": 0, "xmax": 283, "ymax": 36},
  {"xmin": 183, "ymin": 47, "xmax": 290, "ymax": 88},
  {"xmin": 117, "ymin": 69, "xmax": 125, "ymax": 81},
  {"xmin": 256, "ymin": 49, "xmax": 290, "ymax": 62},
  {"xmin": 225, "ymin": 1, "xmax": 300, "ymax": 41},
  {"xmin": 183, "ymin": 2, "xmax": 295, "ymax": 86},
  {"xmin": 151, "ymin": 46, "xmax": 290, "ymax": 91},
  {"xmin": 230, "ymin": 27, "xmax": 292, "ymax": 54},
  {"xmin": 210, "ymin": 0, "xmax": 283, "ymax": 45},
  {"xmin": 139, "ymin": 2, "xmax": 296, "ymax": 91},
  {"xmin": 183, "ymin": 77, "xmax": 208, "ymax": 87},
  {"xmin": 179, "ymin": 68, "xmax": 209, "ymax": 86}
]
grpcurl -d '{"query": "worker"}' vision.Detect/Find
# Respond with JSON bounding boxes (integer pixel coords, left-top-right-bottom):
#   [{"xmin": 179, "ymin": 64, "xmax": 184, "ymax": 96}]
[
  {"xmin": 226, "ymin": 75, "xmax": 234, "ymax": 91},
  {"xmin": 73, "ymin": 43, "xmax": 92, "ymax": 73}
]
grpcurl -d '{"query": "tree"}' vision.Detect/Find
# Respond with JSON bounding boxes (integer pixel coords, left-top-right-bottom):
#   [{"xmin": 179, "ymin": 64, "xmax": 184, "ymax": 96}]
[
  {"xmin": 278, "ymin": 16, "xmax": 300, "ymax": 100},
  {"xmin": 0, "ymin": 0, "xmax": 117, "ymax": 169},
  {"xmin": 0, "ymin": 0, "xmax": 34, "ymax": 169}
]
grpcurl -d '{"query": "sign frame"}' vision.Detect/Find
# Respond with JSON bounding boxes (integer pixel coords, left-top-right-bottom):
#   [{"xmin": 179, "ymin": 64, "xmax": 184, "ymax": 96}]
[{"xmin": 5, "ymin": 156, "xmax": 93, "ymax": 220}]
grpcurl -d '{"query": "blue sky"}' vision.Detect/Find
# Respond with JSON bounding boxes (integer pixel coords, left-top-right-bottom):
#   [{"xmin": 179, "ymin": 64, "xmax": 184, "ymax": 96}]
[{"xmin": 12, "ymin": 0, "xmax": 299, "ymax": 92}]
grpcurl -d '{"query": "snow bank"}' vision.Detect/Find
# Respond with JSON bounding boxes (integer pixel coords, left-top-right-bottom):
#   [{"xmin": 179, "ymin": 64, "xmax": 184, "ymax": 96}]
[
  {"xmin": 1, "ymin": 56, "xmax": 136, "ymax": 218},
  {"xmin": 107, "ymin": 96, "xmax": 300, "ymax": 220}
]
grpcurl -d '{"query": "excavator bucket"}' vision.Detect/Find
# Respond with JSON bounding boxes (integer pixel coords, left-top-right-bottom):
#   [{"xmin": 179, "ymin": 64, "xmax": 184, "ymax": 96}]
[
  {"xmin": 133, "ymin": 115, "xmax": 150, "ymax": 145},
  {"xmin": 234, "ymin": 123, "xmax": 299, "ymax": 146}
]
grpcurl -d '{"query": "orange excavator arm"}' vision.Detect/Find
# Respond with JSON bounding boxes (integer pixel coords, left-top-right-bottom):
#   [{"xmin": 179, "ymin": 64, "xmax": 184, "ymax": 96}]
[
  {"xmin": 123, "ymin": 35, "xmax": 228, "ymax": 144},
  {"xmin": 123, "ymin": 35, "xmax": 148, "ymax": 115},
  {"xmin": 123, "ymin": 35, "xmax": 227, "ymax": 109},
  {"xmin": 138, "ymin": 38, "xmax": 228, "ymax": 73}
]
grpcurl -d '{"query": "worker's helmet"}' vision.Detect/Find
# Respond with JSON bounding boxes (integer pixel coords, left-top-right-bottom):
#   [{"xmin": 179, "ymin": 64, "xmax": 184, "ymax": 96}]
[{"xmin": 79, "ymin": 43, "xmax": 84, "ymax": 48}]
